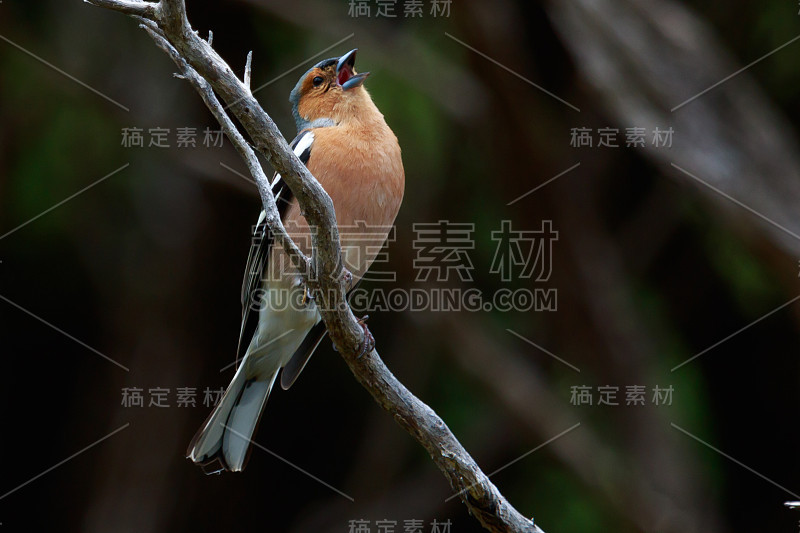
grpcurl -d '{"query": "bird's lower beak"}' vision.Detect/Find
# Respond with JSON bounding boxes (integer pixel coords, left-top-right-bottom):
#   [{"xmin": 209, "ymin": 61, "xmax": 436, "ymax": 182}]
[{"xmin": 336, "ymin": 48, "xmax": 370, "ymax": 90}]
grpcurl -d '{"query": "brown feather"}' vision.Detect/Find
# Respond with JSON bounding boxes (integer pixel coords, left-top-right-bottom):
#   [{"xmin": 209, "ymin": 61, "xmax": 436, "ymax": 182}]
[{"xmin": 278, "ymin": 85, "xmax": 405, "ymax": 282}]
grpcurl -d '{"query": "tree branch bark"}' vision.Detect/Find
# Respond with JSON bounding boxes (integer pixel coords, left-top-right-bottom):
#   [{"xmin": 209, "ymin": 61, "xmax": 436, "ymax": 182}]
[{"xmin": 84, "ymin": 1, "xmax": 545, "ymax": 531}]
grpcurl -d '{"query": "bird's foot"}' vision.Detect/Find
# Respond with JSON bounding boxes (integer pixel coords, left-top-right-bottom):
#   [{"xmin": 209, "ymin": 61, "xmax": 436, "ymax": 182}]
[
  {"xmin": 340, "ymin": 268, "xmax": 354, "ymax": 289},
  {"xmin": 356, "ymin": 315, "xmax": 374, "ymax": 358}
]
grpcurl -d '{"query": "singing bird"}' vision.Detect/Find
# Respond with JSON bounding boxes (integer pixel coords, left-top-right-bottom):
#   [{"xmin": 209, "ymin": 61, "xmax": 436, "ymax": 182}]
[{"xmin": 187, "ymin": 49, "xmax": 404, "ymax": 472}]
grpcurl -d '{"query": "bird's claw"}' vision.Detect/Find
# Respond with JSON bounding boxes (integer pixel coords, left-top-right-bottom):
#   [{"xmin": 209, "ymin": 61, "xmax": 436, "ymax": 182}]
[
  {"xmin": 341, "ymin": 268, "xmax": 354, "ymax": 289},
  {"xmin": 356, "ymin": 315, "xmax": 374, "ymax": 358}
]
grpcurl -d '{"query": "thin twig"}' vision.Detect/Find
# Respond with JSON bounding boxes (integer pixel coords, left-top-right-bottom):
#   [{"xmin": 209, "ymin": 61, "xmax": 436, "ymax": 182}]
[
  {"xmin": 140, "ymin": 24, "xmax": 308, "ymax": 273},
  {"xmin": 83, "ymin": 0, "xmax": 157, "ymax": 18},
  {"xmin": 244, "ymin": 51, "xmax": 253, "ymax": 93}
]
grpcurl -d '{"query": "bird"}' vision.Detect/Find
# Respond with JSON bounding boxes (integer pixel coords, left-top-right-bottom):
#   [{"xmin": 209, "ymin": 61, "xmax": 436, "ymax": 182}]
[{"xmin": 187, "ymin": 49, "xmax": 405, "ymax": 473}]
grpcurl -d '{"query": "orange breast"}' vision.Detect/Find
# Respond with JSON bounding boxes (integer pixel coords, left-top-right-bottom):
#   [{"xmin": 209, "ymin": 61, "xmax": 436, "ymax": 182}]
[{"xmin": 280, "ymin": 119, "xmax": 405, "ymax": 282}]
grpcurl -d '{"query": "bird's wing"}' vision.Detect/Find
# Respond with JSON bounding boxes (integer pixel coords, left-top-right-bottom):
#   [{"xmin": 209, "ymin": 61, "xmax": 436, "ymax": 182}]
[
  {"xmin": 236, "ymin": 130, "xmax": 315, "ymax": 364},
  {"xmin": 279, "ymin": 279, "xmax": 363, "ymax": 390},
  {"xmin": 279, "ymin": 321, "xmax": 327, "ymax": 390}
]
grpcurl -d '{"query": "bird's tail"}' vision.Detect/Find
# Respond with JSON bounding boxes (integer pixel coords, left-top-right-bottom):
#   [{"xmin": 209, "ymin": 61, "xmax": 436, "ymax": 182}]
[{"xmin": 186, "ymin": 364, "xmax": 278, "ymax": 473}]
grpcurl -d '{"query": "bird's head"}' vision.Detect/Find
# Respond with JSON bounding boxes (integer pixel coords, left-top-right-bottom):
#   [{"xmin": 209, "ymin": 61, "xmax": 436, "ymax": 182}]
[{"xmin": 289, "ymin": 49, "xmax": 372, "ymax": 131}]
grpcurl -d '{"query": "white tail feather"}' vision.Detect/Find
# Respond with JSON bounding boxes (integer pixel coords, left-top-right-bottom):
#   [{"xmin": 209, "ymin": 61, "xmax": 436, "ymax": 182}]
[
  {"xmin": 187, "ymin": 364, "xmax": 278, "ymax": 472},
  {"xmin": 188, "ymin": 299, "xmax": 318, "ymax": 472},
  {"xmin": 222, "ymin": 378, "xmax": 274, "ymax": 471}
]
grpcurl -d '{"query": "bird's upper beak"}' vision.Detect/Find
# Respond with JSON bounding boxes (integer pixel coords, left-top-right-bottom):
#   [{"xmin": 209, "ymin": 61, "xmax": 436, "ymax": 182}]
[{"xmin": 336, "ymin": 49, "xmax": 370, "ymax": 90}]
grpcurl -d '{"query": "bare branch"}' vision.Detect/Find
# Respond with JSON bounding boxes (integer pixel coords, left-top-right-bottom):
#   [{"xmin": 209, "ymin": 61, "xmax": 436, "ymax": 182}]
[
  {"xmin": 244, "ymin": 51, "xmax": 253, "ymax": 93},
  {"xmin": 158, "ymin": 0, "xmax": 189, "ymax": 35},
  {"xmin": 87, "ymin": 1, "xmax": 546, "ymax": 531},
  {"xmin": 83, "ymin": 0, "xmax": 158, "ymax": 18},
  {"xmin": 139, "ymin": 24, "xmax": 309, "ymax": 273}
]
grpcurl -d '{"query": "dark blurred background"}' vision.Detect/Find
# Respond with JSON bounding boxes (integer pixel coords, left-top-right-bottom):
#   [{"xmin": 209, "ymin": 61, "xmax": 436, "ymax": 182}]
[{"xmin": 1, "ymin": 0, "xmax": 799, "ymax": 532}]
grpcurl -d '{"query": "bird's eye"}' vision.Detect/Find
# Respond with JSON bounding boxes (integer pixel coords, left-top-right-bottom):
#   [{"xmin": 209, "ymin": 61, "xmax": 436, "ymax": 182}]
[{"xmin": 312, "ymin": 76, "xmax": 324, "ymax": 87}]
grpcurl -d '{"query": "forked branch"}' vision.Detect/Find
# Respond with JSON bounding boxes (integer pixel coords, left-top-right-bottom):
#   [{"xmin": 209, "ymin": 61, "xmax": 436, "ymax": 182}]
[{"xmin": 84, "ymin": 1, "xmax": 545, "ymax": 530}]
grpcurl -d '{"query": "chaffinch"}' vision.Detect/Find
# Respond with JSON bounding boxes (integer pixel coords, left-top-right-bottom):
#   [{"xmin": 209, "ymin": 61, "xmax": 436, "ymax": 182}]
[{"xmin": 187, "ymin": 49, "xmax": 405, "ymax": 472}]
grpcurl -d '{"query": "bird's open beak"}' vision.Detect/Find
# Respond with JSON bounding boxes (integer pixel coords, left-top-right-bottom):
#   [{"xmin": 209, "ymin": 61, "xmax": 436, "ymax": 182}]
[{"xmin": 336, "ymin": 49, "xmax": 370, "ymax": 90}]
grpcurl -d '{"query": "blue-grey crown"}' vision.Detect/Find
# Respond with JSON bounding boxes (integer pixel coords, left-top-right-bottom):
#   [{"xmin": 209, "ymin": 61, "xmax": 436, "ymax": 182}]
[{"xmin": 289, "ymin": 57, "xmax": 338, "ymax": 132}]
